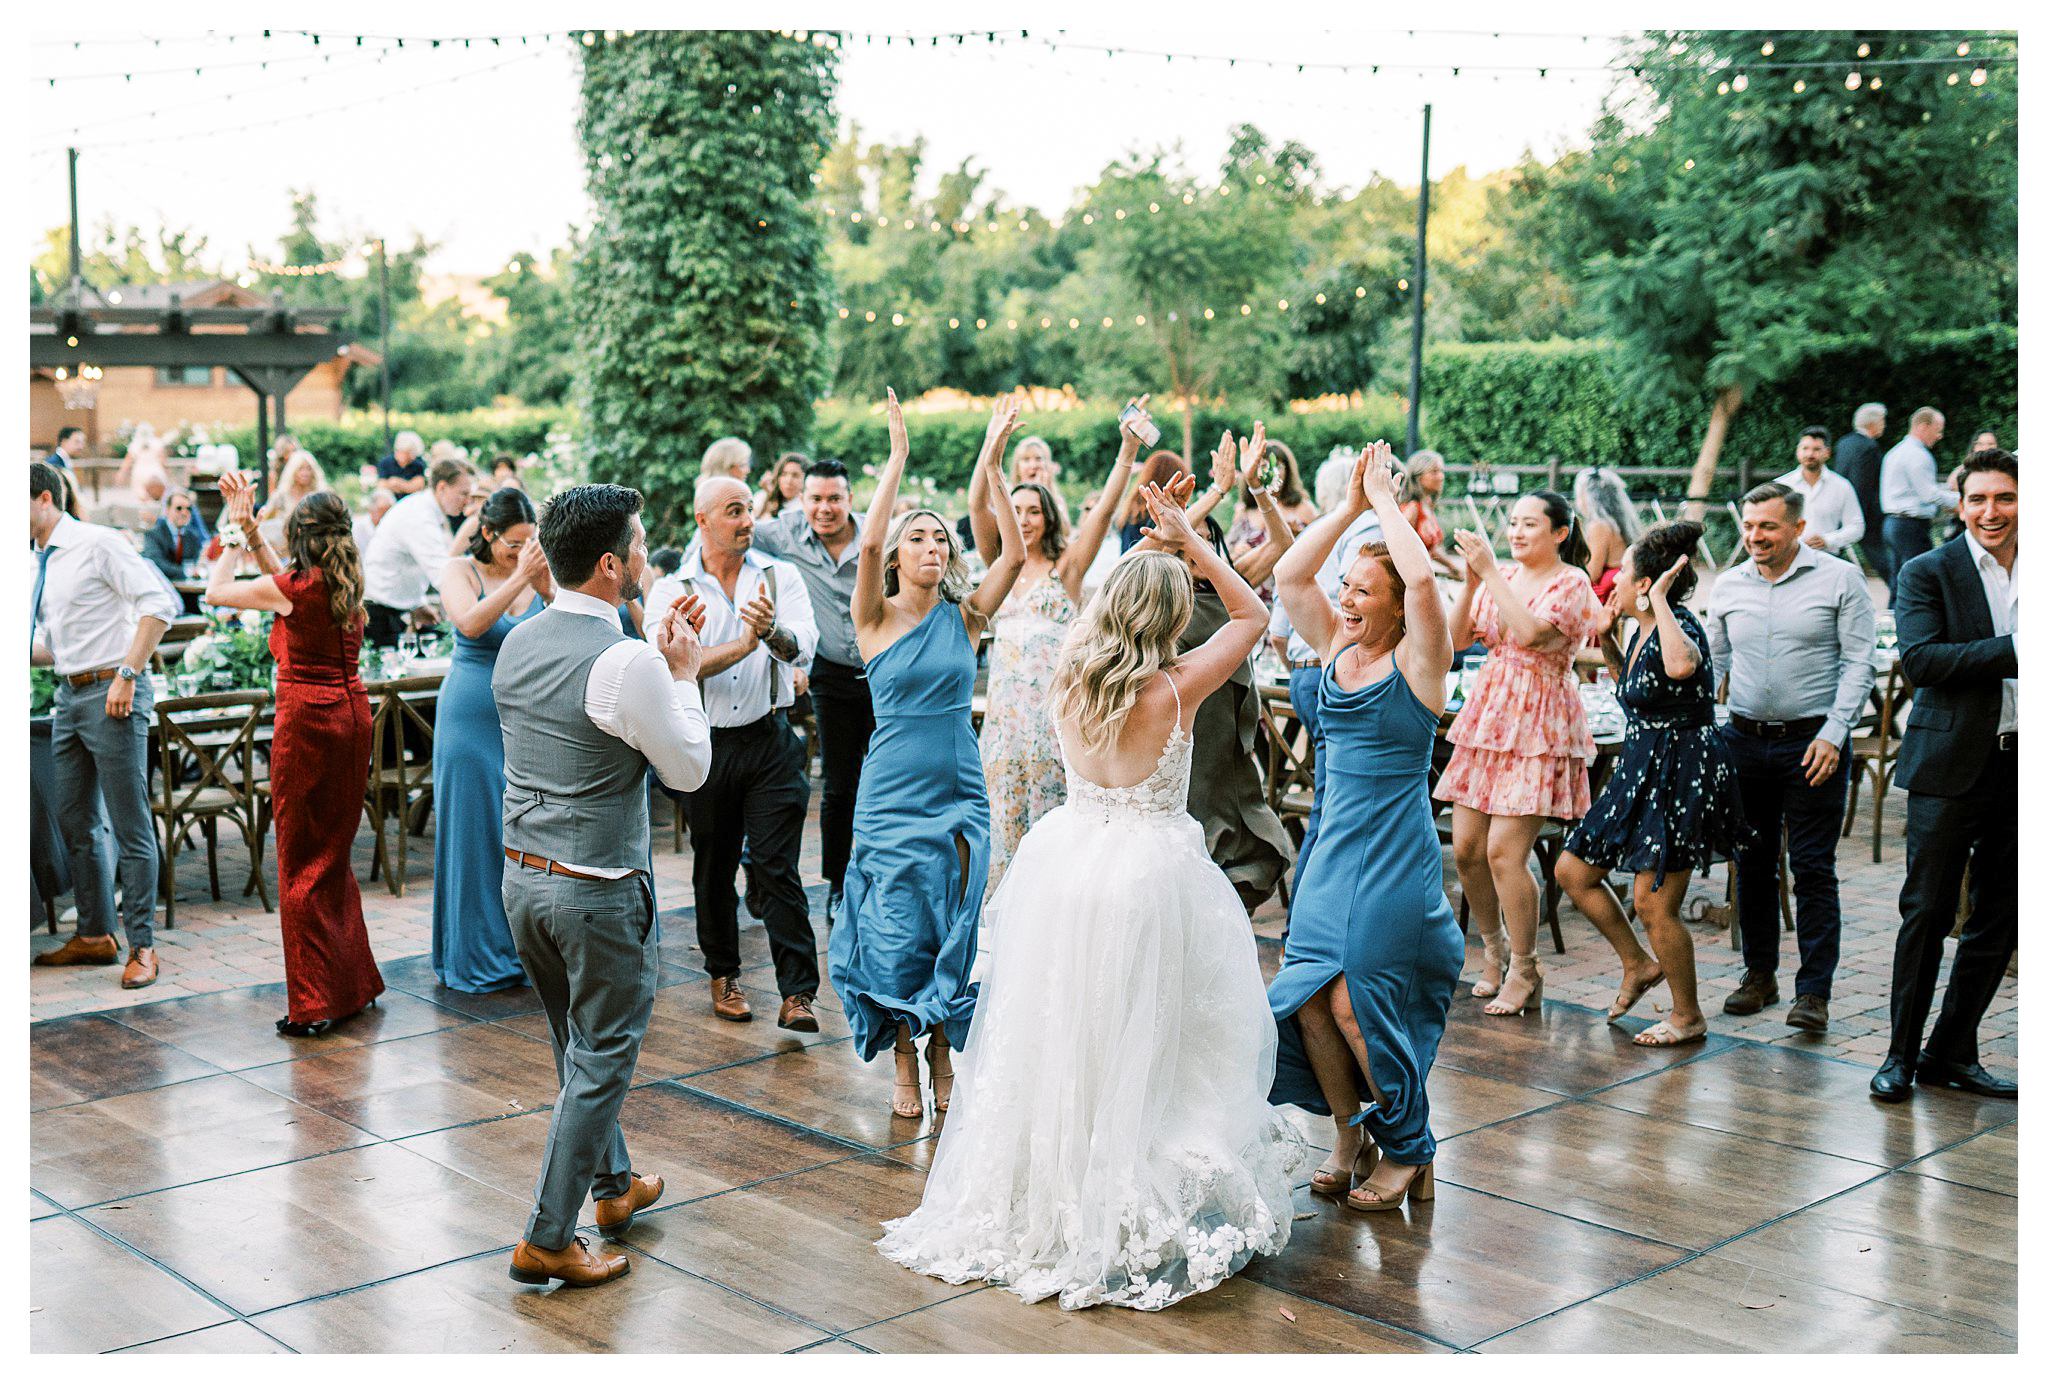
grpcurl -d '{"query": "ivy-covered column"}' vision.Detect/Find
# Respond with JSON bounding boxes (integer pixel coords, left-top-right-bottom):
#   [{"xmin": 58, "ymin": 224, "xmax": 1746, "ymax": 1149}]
[{"xmin": 575, "ymin": 30, "xmax": 838, "ymax": 534}]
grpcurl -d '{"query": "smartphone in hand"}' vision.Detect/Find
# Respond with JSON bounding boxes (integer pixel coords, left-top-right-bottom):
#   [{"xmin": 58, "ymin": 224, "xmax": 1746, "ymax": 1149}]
[{"xmin": 1119, "ymin": 403, "xmax": 1161, "ymax": 448}]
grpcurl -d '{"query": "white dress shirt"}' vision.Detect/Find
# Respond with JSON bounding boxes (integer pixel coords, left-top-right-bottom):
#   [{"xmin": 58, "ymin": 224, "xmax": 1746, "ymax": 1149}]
[
  {"xmin": 362, "ymin": 490, "xmax": 460, "ymax": 610},
  {"xmin": 1879, "ymin": 436, "xmax": 1958, "ymax": 518},
  {"xmin": 1775, "ymin": 466, "xmax": 1865, "ymax": 554},
  {"xmin": 653, "ymin": 548, "xmax": 818, "ymax": 728},
  {"xmin": 31, "ymin": 514, "xmax": 182, "ymax": 676},
  {"xmin": 547, "ymin": 588, "xmax": 714, "ymax": 876},
  {"xmin": 1963, "ymin": 532, "xmax": 2018, "ymax": 735},
  {"xmin": 1269, "ymin": 508, "xmax": 1384, "ymax": 662}
]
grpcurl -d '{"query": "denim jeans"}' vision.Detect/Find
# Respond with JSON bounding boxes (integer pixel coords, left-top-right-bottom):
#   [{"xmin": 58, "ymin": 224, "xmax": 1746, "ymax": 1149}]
[{"xmin": 1719, "ymin": 724, "xmax": 1850, "ymax": 999}]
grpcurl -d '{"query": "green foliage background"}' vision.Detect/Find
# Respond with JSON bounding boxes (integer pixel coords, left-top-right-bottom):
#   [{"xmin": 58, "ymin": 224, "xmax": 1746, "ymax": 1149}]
[{"xmin": 575, "ymin": 30, "xmax": 839, "ymax": 533}]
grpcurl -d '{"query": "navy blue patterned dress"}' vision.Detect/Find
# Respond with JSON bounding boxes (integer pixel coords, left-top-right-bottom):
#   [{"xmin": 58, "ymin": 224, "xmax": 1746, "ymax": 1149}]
[{"xmin": 1564, "ymin": 606, "xmax": 1755, "ymax": 886}]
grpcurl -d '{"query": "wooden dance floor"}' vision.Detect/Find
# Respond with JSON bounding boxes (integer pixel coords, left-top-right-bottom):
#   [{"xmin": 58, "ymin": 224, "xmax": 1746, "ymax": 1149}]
[{"xmin": 31, "ymin": 896, "xmax": 2017, "ymax": 1353}]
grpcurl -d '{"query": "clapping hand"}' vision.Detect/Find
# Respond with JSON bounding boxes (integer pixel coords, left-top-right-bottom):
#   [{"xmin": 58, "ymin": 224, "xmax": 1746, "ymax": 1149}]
[
  {"xmin": 884, "ymin": 387, "xmax": 908, "ymax": 466},
  {"xmin": 1592, "ymin": 582, "xmax": 1626, "ymax": 640},
  {"xmin": 1452, "ymin": 528, "xmax": 1498, "ymax": 581},
  {"xmin": 1241, "ymin": 421, "xmax": 1269, "ymax": 492},
  {"xmin": 738, "ymin": 591, "xmax": 776, "ymax": 641},
  {"xmin": 218, "ymin": 470, "xmax": 259, "ymax": 534},
  {"xmin": 657, "ymin": 594, "xmax": 706, "ymax": 681},
  {"xmin": 1359, "ymin": 439, "xmax": 1399, "ymax": 510},
  {"xmin": 1138, "ymin": 481, "xmax": 1199, "ymax": 552},
  {"xmin": 1208, "ymin": 429, "xmax": 1238, "ymax": 495}
]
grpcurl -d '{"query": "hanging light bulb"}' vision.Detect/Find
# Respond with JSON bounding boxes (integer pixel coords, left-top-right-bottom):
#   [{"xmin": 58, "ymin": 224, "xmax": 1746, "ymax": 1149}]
[
  {"xmin": 1869, "ymin": 76, "xmax": 1881, "ymax": 90},
  {"xmin": 1760, "ymin": 40, "xmax": 1775, "ymax": 57},
  {"xmin": 1315, "ymin": 292, "xmax": 1327, "ymax": 304},
  {"xmin": 1971, "ymin": 66, "xmax": 1988, "ymax": 85},
  {"xmin": 890, "ymin": 313, "xmax": 904, "ymax": 326},
  {"xmin": 1856, "ymin": 41, "xmax": 1871, "ymax": 58},
  {"xmin": 1202, "ymin": 307, "xmax": 1216, "ymax": 320},
  {"xmin": 1948, "ymin": 72, "xmax": 1961, "ymax": 85},
  {"xmin": 863, "ymin": 310, "xmax": 876, "ymax": 322},
  {"xmin": 1135, "ymin": 314, "xmax": 1147, "ymax": 326},
  {"xmin": 1732, "ymin": 73, "xmax": 1748, "ymax": 92},
  {"xmin": 1957, "ymin": 41, "xmax": 1971, "ymax": 57},
  {"xmin": 1845, "ymin": 70, "xmax": 1862, "ymax": 90},
  {"xmin": 1793, "ymin": 78, "xmax": 1807, "ymax": 93},
  {"xmin": 1717, "ymin": 80, "xmax": 1730, "ymax": 95}
]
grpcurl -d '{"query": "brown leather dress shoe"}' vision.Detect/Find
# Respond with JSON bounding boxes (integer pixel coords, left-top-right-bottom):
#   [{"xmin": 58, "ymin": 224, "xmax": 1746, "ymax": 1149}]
[
  {"xmin": 34, "ymin": 934, "xmax": 120, "ymax": 967},
  {"xmin": 1721, "ymin": 970, "xmax": 1779, "ymax": 1016},
  {"xmin": 778, "ymin": 992, "xmax": 819, "ymax": 1032},
  {"xmin": 594, "ymin": 1173, "xmax": 664, "ymax": 1237},
  {"xmin": 509, "ymin": 1236, "xmax": 629, "ymax": 1287},
  {"xmin": 1786, "ymin": 994, "xmax": 1829, "ymax": 1031},
  {"xmin": 711, "ymin": 976, "xmax": 752, "ymax": 1022},
  {"xmin": 120, "ymin": 947, "xmax": 159, "ymax": 989}
]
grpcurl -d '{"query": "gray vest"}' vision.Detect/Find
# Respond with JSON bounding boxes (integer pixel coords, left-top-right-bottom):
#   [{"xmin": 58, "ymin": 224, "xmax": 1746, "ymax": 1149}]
[{"xmin": 493, "ymin": 605, "xmax": 651, "ymax": 870}]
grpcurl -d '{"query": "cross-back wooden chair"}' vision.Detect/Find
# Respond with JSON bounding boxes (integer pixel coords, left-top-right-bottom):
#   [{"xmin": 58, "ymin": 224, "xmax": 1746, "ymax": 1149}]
[
  {"xmin": 150, "ymin": 689, "xmax": 272, "ymax": 929},
  {"xmin": 363, "ymin": 675, "xmax": 440, "ymax": 896},
  {"xmin": 1843, "ymin": 659, "xmax": 1911, "ymax": 863}
]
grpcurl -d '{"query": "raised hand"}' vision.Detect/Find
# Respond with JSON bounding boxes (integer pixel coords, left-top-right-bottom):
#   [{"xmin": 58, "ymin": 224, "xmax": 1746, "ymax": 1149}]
[
  {"xmin": 984, "ymin": 391, "xmax": 1023, "ymax": 447},
  {"xmin": 1239, "ymin": 421, "xmax": 1268, "ymax": 491},
  {"xmin": 670, "ymin": 592, "xmax": 708, "ymax": 635},
  {"xmin": 885, "ymin": 387, "xmax": 908, "ymax": 466},
  {"xmin": 1208, "ymin": 429, "xmax": 1238, "ymax": 494},
  {"xmin": 1452, "ymin": 528, "xmax": 1498, "ymax": 581},
  {"xmin": 1139, "ymin": 481, "xmax": 1199, "ymax": 552},
  {"xmin": 1360, "ymin": 440, "xmax": 1399, "ymax": 509},
  {"xmin": 1118, "ymin": 393, "xmax": 1154, "ymax": 447},
  {"xmin": 1164, "ymin": 471, "xmax": 1199, "ymax": 509},
  {"xmin": 513, "ymin": 536, "xmax": 550, "ymax": 586},
  {"xmin": 1648, "ymin": 554, "xmax": 1688, "ymax": 607},
  {"xmin": 1592, "ymin": 582, "xmax": 1625, "ymax": 640}
]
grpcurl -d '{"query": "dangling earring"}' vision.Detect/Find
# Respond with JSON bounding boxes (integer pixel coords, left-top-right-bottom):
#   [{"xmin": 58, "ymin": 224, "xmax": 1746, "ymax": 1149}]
[{"xmin": 1634, "ymin": 589, "xmax": 1652, "ymax": 613}]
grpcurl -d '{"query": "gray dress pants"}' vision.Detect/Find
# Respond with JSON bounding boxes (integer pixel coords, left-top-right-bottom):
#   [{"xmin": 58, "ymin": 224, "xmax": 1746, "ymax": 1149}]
[
  {"xmin": 51, "ymin": 676, "xmax": 157, "ymax": 951},
  {"xmin": 502, "ymin": 866, "xmax": 657, "ymax": 1250}
]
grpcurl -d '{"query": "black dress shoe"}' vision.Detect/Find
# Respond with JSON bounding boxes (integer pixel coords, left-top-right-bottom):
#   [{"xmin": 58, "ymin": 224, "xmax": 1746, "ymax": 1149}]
[
  {"xmin": 1869, "ymin": 1055, "xmax": 1915, "ymax": 1103},
  {"xmin": 276, "ymin": 1016, "xmax": 337, "ymax": 1038},
  {"xmin": 825, "ymin": 887, "xmax": 843, "ymax": 929},
  {"xmin": 1917, "ymin": 1055, "xmax": 2018, "ymax": 1099}
]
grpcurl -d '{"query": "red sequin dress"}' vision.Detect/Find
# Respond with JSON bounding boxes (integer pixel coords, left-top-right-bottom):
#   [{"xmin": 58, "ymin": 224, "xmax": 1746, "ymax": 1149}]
[{"xmin": 268, "ymin": 569, "xmax": 383, "ymax": 1023}]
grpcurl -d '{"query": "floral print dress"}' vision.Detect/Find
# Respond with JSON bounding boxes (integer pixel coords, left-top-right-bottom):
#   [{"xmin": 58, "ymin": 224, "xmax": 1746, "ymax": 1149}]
[
  {"xmin": 980, "ymin": 573, "xmax": 1077, "ymax": 893},
  {"xmin": 1435, "ymin": 562, "xmax": 1597, "ymax": 819}
]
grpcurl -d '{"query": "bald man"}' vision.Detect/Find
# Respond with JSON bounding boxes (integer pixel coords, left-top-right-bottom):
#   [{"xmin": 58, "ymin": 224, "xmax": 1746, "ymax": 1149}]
[{"xmin": 654, "ymin": 476, "xmax": 821, "ymax": 1029}]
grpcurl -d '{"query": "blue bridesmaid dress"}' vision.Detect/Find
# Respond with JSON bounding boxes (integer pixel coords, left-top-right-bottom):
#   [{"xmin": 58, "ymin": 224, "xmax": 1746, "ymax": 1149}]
[
  {"xmin": 430, "ymin": 588, "xmax": 544, "ymax": 993},
  {"xmin": 1266, "ymin": 663, "xmax": 1463, "ymax": 1166},
  {"xmin": 829, "ymin": 600, "xmax": 991, "ymax": 1060}
]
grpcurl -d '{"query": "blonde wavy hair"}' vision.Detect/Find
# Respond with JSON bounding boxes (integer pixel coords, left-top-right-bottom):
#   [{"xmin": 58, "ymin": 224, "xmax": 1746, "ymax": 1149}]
[
  {"xmin": 881, "ymin": 507, "xmax": 971, "ymax": 602},
  {"xmin": 1048, "ymin": 551, "xmax": 1192, "ymax": 755}
]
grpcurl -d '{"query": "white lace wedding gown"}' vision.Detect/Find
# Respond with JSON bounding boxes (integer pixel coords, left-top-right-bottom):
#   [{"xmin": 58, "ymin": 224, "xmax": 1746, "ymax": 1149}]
[{"xmin": 877, "ymin": 682, "xmax": 1307, "ymax": 1311}]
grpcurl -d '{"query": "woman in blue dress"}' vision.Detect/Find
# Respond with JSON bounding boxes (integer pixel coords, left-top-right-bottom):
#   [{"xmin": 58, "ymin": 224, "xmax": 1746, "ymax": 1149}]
[
  {"xmin": 830, "ymin": 389, "xmax": 1026, "ymax": 1120},
  {"xmin": 431, "ymin": 487, "xmax": 551, "ymax": 993},
  {"xmin": 1557, "ymin": 521, "xmax": 1754, "ymax": 1047},
  {"xmin": 1266, "ymin": 440, "xmax": 1461, "ymax": 1212}
]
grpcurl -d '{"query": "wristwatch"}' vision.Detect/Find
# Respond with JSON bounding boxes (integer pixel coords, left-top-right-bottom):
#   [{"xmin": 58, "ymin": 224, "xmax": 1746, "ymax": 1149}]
[{"xmin": 116, "ymin": 666, "xmax": 139, "ymax": 682}]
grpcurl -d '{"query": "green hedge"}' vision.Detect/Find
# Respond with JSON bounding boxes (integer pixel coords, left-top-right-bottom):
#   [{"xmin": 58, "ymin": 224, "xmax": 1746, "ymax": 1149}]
[{"xmin": 1419, "ymin": 327, "xmax": 2018, "ymax": 498}]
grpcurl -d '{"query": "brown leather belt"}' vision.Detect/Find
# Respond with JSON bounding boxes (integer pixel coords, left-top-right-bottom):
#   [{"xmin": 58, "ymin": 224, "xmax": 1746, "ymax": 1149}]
[
  {"xmin": 503, "ymin": 848, "xmax": 612, "ymax": 883},
  {"xmin": 64, "ymin": 666, "xmax": 123, "ymax": 688},
  {"xmin": 1290, "ymin": 658, "xmax": 1323, "ymax": 670}
]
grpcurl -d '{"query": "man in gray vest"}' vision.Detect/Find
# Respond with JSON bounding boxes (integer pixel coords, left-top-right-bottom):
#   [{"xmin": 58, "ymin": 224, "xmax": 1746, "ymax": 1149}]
[{"xmin": 494, "ymin": 484, "xmax": 713, "ymax": 1288}]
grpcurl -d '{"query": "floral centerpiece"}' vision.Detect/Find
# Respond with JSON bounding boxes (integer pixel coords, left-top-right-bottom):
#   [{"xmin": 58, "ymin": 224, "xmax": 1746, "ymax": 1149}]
[{"xmin": 178, "ymin": 609, "xmax": 275, "ymax": 693}]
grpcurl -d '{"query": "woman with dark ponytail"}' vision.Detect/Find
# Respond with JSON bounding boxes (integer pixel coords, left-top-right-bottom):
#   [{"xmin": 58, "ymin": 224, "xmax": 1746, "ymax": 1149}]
[
  {"xmin": 1557, "ymin": 522, "xmax": 1753, "ymax": 1046},
  {"xmin": 1436, "ymin": 491, "xmax": 1597, "ymax": 1018},
  {"xmin": 432, "ymin": 487, "xmax": 551, "ymax": 992},
  {"xmin": 207, "ymin": 475, "xmax": 385, "ymax": 1036}
]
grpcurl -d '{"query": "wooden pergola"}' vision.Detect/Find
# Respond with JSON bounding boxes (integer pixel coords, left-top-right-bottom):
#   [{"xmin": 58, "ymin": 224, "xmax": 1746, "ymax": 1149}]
[{"xmin": 30, "ymin": 282, "xmax": 354, "ymax": 502}]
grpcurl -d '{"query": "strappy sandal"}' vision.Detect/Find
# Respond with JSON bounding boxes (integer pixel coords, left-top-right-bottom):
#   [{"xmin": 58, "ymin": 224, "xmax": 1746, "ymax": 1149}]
[
  {"xmin": 926, "ymin": 1039, "xmax": 955, "ymax": 1112},
  {"xmin": 1346, "ymin": 1162, "xmax": 1435, "ymax": 1213},
  {"xmin": 1309, "ymin": 1133, "xmax": 1381, "ymax": 1198},
  {"xmin": 891, "ymin": 1041, "xmax": 924, "ymax": 1119}
]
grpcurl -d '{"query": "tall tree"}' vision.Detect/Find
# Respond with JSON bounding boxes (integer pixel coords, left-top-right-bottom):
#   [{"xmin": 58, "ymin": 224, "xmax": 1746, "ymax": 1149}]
[
  {"xmin": 576, "ymin": 30, "xmax": 838, "ymax": 532},
  {"xmin": 1552, "ymin": 29, "xmax": 2017, "ymax": 510}
]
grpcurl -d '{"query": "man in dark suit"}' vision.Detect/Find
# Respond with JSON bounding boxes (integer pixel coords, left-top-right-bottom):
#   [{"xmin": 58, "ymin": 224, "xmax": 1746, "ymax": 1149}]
[
  {"xmin": 1870, "ymin": 449, "xmax": 2018, "ymax": 1103},
  {"xmin": 1833, "ymin": 402, "xmax": 1887, "ymax": 580},
  {"xmin": 139, "ymin": 490, "xmax": 212, "ymax": 614}
]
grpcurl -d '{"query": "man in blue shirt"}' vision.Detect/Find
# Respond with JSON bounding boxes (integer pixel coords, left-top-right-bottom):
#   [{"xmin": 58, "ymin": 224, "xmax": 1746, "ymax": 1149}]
[
  {"xmin": 1879, "ymin": 407, "xmax": 1956, "ymax": 605},
  {"xmin": 375, "ymin": 429, "xmax": 428, "ymax": 495}
]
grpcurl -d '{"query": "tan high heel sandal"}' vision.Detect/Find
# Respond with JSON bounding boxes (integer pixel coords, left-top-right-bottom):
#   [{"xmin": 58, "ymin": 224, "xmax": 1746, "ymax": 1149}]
[
  {"xmin": 1483, "ymin": 953, "xmax": 1544, "ymax": 1017},
  {"xmin": 926, "ymin": 1040, "xmax": 955, "ymax": 1112},
  {"xmin": 1469, "ymin": 923, "xmax": 1509, "ymax": 999},
  {"xmin": 1308, "ymin": 1132, "xmax": 1381, "ymax": 1197},
  {"xmin": 891, "ymin": 1042, "xmax": 924, "ymax": 1119},
  {"xmin": 1346, "ymin": 1162, "xmax": 1435, "ymax": 1213}
]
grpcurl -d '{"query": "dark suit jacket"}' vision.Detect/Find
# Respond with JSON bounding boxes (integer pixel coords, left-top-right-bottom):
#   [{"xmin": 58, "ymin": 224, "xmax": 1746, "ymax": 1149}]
[
  {"xmin": 1892, "ymin": 536, "xmax": 2017, "ymax": 797},
  {"xmin": 141, "ymin": 514, "xmax": 212, "ymax": 584},
  {"xmin": 1834, "ymin": 431, "xmax": 1883, "ymax": 538}
]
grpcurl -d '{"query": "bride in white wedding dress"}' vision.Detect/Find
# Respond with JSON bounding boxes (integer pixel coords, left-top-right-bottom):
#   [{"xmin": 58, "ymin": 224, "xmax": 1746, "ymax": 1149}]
[{"xmin": 878, "ymin": 479, "xmax": 1306, "ymax": 1312}]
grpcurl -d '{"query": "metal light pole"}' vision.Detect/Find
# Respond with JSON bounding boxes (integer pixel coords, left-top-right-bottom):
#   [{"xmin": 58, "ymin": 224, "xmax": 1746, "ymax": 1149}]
[
  {"xmin": 1406, "ymin": 104, "xmax": 1432, "ymax": 459},
  {"xmin": 374, "ymin": 238, "xmax": 392, "ymax": 455}
]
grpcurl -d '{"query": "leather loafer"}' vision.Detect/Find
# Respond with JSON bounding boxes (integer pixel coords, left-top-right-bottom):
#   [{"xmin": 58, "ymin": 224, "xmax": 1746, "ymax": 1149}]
[
  {"xmin": 1869, "ymin": 1055, "xmax": 1915, "ymax": 1103},
  {"xmin": 778, "ymin": 992, "xmax": 820, "ymax": 1032},
  {"xmin": 711, "ymin": 975, "xmax": 752, "ymax": 1022},
  {"xmin": 594, "ymin": 1172, "xmax": 664, "ymax": 1237},
  {"xmin": 509, "ymin": 1236, "xmax": 629, "ymax": 1287},
  {"xmin": 34, "ymin": 934, "xmax": 120, "ymax": 967},
  {"xmin": 1786, "ymin": 994, "xmax": 1829, "ymax": 1032},
  {"xmin": 1722, "ymin": 970, "xmax": 1779, "ymax": 1016},
  {"xmin": 120, "ymin": 947, "xmax": 159, "ymax": 990},
  {"xmin": 1917, "ymin": 1055, "xmax": 2018, "ymax": 1099}
]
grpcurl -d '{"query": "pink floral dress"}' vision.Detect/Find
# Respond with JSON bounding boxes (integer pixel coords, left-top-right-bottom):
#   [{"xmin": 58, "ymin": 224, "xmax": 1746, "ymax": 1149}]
[{"xmin": 1435, "ymin": 562, "xmax": 1596, "ymax": 819}]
